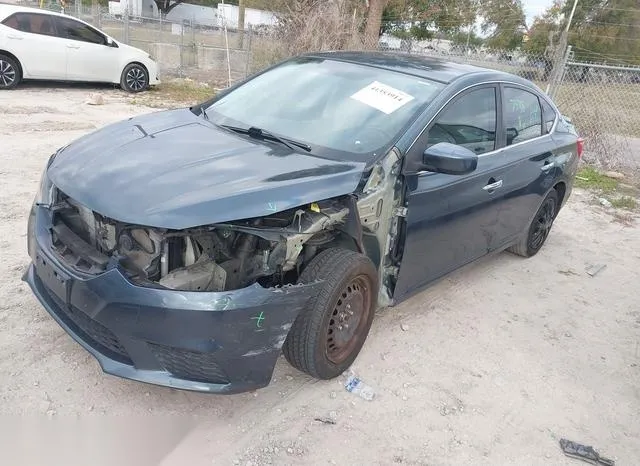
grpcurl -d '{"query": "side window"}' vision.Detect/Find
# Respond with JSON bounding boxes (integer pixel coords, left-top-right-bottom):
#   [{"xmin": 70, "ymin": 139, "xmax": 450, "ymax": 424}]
[
  {"xmin": 426, "ymin": 87, "xmax": 497, "ymax": 155},
  {"xmin": 540, "ymin": 98, "xmax": 557, "ymax": 133},
  {"xmin": 2, "ymin": 13, "xmax": 56, "ymax": 36},
  {"xmin": 1, "ymin": 14, "xmax": 19, "ymax": 30},
  {"xmin": 55, "ymin": 17, "xmax": 105, "ymax": 44},
  {"xmin": 503, "ymin": 87, "xmax": 543, "ymax": 145}
]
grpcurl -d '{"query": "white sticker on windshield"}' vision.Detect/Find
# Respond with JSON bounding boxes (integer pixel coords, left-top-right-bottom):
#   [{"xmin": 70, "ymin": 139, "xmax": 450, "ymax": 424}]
[{"xmin": 350, "ymin": 81, "xmax": 415, "ymax": 114}]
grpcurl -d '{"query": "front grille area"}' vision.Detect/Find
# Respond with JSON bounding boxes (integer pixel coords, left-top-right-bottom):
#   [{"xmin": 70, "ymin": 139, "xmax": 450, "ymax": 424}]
[
  {"xmin": 41, "ymin": 277, "xmax": 133, "ymax": 365},
  {"xmin": 148, "ymin": 342, "xmax": 229, "ymax": 384},
  {"xmin": 51, "ymin": 191, "xmax": 111, "ymax": 274}
]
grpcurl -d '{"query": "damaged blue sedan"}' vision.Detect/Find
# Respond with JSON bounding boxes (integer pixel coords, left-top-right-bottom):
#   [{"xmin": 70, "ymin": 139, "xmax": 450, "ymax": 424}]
[{"xmin": 24, "ymin": 52, "xmax": 582, "ymax": 393}]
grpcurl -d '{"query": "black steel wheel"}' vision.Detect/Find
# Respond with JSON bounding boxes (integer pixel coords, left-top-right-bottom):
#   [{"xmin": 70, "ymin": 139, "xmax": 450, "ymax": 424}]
[
  {"xmin": 283, "ymin": 248, "xmax": 378, "ymax": 379},
  {"xmin": 509, "ymin": 189, "xmax": 559, "ymax": 257},
  {"xmin": 0, "ymin": 55, "xmax": 21, "ymax": 90},
  {"xmin": 120, "ymin": 63, "xmax": 148, "ymax": 93}
]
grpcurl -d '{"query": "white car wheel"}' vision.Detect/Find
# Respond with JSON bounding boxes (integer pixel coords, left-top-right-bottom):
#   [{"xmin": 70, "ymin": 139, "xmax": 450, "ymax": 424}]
[
  {"xmin": 0, "ymin": 55, "xmax": 21, "ymax": 90},
  {"xmin": 121, "ymin": 63, "xmax": 149, "ymax": 93}
]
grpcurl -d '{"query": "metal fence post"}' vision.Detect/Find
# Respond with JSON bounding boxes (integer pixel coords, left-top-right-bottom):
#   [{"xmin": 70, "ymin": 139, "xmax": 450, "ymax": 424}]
[
  {"xmin": 244, "ymin": 25, "xmax": 253, "ymax": 78},
  {"xmin": 123, "ymin": 5, "xmax": 130, "ymax": 44},
  {"xmin": 548, "ymin": 45, "xmax": 572, "ymax": 100}
]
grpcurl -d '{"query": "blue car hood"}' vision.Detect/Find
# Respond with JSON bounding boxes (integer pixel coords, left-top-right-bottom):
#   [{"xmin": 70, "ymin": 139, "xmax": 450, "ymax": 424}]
[{"xmin": 47, "ymin": 109, "xmax": 366, "ymax": 229}]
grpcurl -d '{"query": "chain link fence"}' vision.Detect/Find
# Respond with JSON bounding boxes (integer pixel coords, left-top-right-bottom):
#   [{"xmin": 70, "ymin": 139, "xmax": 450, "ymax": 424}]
[
  {"xmin": 23, "ymin": 2, "xmax": 640, "ymax": 172},
  {"xmin": 554, "ymin": 61, "xmax": 640, "ymax": 172}
]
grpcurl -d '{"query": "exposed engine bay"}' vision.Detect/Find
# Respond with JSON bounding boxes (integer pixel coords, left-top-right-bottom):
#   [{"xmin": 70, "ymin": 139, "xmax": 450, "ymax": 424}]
[
  {"xmin": 53, "ymin": 194, "xmax": 353, "ymax": 292},
  {"xmin": 50, "ymin": 149, "xmax": 404, "ymax": 304}
]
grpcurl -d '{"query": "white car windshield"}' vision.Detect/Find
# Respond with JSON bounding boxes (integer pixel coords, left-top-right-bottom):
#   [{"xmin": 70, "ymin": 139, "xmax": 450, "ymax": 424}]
[{"xmin": 206, "ymin": 57, "xmax": 444, "ymax": 162}]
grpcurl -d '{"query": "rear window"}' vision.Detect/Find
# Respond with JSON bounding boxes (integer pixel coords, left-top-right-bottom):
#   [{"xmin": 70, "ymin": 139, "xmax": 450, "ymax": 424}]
[
  {"xmin": 1, "ymin": 13, "xmax": 56, "ymax": 37},
  {"xmin": 541, "ymin": 98, "xmax": 557, "ymax": 133}
]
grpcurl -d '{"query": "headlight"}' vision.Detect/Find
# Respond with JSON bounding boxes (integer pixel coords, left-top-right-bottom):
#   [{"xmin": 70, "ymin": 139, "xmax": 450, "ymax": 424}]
[{"xmin": 34, "ymin": 164, "xmax": 54, "ymax": 207}]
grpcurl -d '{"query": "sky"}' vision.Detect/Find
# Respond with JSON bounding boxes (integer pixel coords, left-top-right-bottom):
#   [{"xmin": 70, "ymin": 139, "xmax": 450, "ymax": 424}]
[{"xmin": 524, "ymin": 0, "xmax": 556, "ymax": 25}]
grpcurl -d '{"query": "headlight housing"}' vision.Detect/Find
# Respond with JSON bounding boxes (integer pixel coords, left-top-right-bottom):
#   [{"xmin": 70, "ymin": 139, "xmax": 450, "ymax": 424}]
[{"xmin": 34, "ymin": 166, "xmax": 54, "ymax": 206}]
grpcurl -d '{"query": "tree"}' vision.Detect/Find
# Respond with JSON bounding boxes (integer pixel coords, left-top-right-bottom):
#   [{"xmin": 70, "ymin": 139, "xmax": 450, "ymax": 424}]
[
  {"xmin": 364, "ymin": 0, "xmax": 389, "ymax": 47},
  {"xmin": 479, "ymin": 0, "xmax": 528, "ymax": 50},
  {"xmin": 382, "ymin": 0, "xmax": 478, "ymax": 39},
  {"xmin": 153, "ymin": 0, "xmax": 184, "ymax": 15},
  {"xmin": 564, "ymin": 0, "xmax": 640, "ymax": 65}
]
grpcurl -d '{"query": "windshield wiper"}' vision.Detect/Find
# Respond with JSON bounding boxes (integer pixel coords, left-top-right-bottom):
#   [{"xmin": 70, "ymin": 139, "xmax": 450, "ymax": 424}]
[{"xmin": 219, "ymin": 124, "xmax": 312, "ymax": 152}]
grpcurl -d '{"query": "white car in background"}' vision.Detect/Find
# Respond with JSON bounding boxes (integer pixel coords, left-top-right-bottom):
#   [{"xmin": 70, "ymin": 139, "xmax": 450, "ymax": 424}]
[{"xmin": 0, "ymin": 3, "xmax": 159, "ymax": 92}]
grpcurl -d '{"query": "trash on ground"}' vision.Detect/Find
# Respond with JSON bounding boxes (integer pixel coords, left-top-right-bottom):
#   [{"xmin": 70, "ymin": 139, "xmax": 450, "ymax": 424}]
[
  {"xmin": 558, "ymin": 269, "xmax": 580, "ymax": 276},
  {"xmin": 603, "ymin": 171, "xmax": 624, "ymax": 180},
  {"xmin": 344, "ymin": 372, "xmax": 375, "ymax": 401},
  {"xmin": 586, "ymin": 263, "xmax": 607, "ymax": 277},
  {"xmin": 400, "ymin": 323, "xmax": 410, "ymax": 331},
  {"xmin": 559, "ymin": 438, "xmax": 615, "ymax": 466},
  {"xmin": 314, "ymin": 417, "xmax": 336, "ymax": 425},
  {"xmin": 598, "ymin": 198, "xmax": 613, "ymax": 208},
  {"xmin": 85, "ymin": 93, "xmax": 105, "ymax": 105},
  {"xmin": 576, "ymin": 176, "xmax": 590, "ymax": 181}
]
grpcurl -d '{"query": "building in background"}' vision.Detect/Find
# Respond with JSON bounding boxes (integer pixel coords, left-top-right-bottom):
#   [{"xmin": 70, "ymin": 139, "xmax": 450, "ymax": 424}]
[{"xmin": 106, "ymin": 1, "xmax": 276, "ymax": 29}]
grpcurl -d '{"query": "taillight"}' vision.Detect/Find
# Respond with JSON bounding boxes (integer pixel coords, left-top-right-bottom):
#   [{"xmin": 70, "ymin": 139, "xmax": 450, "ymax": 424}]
[{"xmin": 576, "ymin": 137, "xmax": 584, "ymax": 159}]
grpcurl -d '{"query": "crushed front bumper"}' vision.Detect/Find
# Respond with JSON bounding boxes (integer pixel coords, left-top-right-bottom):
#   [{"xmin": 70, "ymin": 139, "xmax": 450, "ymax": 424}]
[{"xmin": 24, "ymin": 206, "xmax": 317, "ymax": 394}]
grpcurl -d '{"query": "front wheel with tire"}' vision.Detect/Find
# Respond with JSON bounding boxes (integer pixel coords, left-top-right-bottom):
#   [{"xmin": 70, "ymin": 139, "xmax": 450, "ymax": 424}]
[
  {"xmin": 283, "ymin": 248, "xmax": 378, "ymax": 380},
  {"xmin": 0, "ymin": 55, "xmax": 21, "ymax": 90},
  {"xmin": 120, "ymin": 63, "xmax": 149, "ymax": 93},
  {"xmin": 509, "ymin": 189, "xmax": 558, "ymax": 257}
]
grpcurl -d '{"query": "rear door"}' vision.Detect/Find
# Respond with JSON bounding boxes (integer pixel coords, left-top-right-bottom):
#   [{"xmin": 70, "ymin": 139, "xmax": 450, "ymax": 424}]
[
  {"xmin": 0, "ymin": 12, "xmax": 67, "ymax": 79},
  {"xmin": 53, "ymin": 16, "xmax": 120, "ymax": 82},
  {"xmin": 394, "ymin": 85, "xmax": 513, "ymax": 300},
  {"xmin": 489, "ymin": 85, "xmax": 561, "ymax": 249}
]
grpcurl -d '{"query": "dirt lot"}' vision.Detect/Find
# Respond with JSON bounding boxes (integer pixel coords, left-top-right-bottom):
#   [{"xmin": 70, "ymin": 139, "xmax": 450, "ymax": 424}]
[{"xmin": 1, "ymin": 85, "xmax": 639, "ymax": 466}]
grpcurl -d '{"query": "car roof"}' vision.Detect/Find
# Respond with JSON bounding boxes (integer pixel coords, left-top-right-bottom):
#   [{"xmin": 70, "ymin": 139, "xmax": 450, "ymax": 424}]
[{"xmin": 305, "ymin": 50, "xmax": 529, "ymax": 86}]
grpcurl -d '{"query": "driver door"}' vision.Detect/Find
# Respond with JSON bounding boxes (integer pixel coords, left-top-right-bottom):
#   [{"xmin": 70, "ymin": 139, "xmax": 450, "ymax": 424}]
[{"xmin": 394, "ymin": 85, "xmax": 513, "ymax": 300}]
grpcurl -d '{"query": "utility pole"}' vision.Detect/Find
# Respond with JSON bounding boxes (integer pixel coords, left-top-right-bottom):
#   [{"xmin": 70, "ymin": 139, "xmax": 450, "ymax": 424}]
[{"xmin": 545, "ymin": 0, "xmax": 579, "ymax": 95}]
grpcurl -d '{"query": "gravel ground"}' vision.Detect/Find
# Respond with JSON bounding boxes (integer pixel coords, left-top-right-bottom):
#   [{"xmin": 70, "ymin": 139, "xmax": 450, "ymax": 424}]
[{"xmin": 1, "ymin": 84, "xmax": 639, "ymax": 466}]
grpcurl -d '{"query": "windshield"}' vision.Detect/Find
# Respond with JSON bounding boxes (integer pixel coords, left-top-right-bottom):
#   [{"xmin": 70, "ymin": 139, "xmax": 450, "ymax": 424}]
[{"xmin": 205, "ymin": 57, "xmax": 444, "ymax": 162}]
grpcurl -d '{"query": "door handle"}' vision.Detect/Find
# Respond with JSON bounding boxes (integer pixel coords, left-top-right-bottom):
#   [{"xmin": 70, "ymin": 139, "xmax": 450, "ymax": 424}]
[
  {"xmin": 7, "ymin": 35, "xmax": 23, "ymax": 40},
  {"xmin": 541, "ymin": 161, "xmax": 555, "ymax": 172},
  {"xmin": 483, "ymin": 180, "xmax": 503, "ymax": 191},
  {"xmin": 67, "ymin": 44, "xmax": 81, "ymax": 49}
]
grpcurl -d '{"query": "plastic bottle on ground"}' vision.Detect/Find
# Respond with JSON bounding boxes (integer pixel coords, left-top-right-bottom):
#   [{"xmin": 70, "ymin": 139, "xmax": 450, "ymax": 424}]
[{"xmin": 344, "ymin": 374, "xmax": 375, "ymax": 401}]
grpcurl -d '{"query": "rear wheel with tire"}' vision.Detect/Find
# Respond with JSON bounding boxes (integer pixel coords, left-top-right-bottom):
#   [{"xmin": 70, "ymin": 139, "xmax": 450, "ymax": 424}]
[
  {"xmin": 509, "ymin": 189, "xmax": 558, "ymax": 257},
  {"xmin": 120, "ymin": 63, "xmax": 148, "ymax": 93},
  {"xmin": 283, "ymin": 248, "xmax": 378, "ymax": 379},
  {"xmin": 0, "ymin": 55, "xmax": 21, "ymax": 90}
]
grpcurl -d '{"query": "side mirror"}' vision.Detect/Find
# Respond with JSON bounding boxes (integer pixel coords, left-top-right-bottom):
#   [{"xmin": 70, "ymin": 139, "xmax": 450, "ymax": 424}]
[
  {"xmin": 106, "ymin": 37, "xmax": 118, "ymax": 48},
  {"xmin": 421, "ymin": 142, "xmax": 478, "ymax": 175},
  {"xmin": 506, "ymin": 127, "xmax": 519, "ymax": 144}
]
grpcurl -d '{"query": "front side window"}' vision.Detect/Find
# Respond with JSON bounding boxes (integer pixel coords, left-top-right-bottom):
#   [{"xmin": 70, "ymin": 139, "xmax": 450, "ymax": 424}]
[
  {"xmin": 504, "ymin": 87, "xmax": 543, "ymax": 145},
  {"xmin": 205, "ymin": 57, "xmax": 445, "ymax": 162},
  {"xmin": 426, "ymin": 87, "xmax": 497, "ymax": 155},
  {"xmin": 2, "ymin": 13, "xmax": 56, "ymax": 37},
  {"xmin": 55, "ymin": 17, "xmax": 105, "ymax": 44}
]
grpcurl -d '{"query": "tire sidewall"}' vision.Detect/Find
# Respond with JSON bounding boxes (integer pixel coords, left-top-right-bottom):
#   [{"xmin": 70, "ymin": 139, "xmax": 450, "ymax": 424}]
[
  {"xmin": 526, "ymin": 190, "xmax": 558, "ymax": 256},
  {"xmin": 121, "ymin": 63, "xmax": 148, "ymax": 93},
  {"xmin": 312, "ymin": 257, "xmax": 377, "ymax": 379}
]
